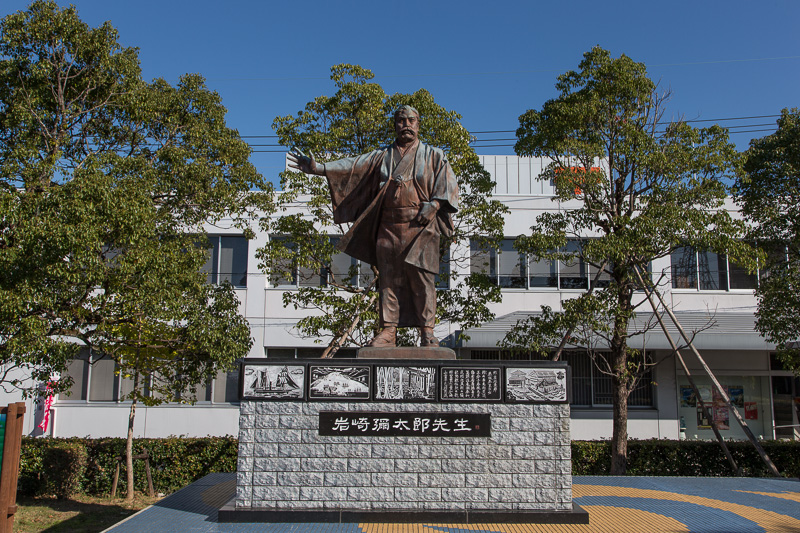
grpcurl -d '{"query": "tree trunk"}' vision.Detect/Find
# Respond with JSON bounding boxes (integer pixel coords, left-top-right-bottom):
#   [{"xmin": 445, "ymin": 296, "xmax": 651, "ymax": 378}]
[
  {"xmin": 610, "ymin": 355, "xmax": 629, "ymax": 475},
  {"xmin": 609, "ymin": 285, "xmax": 633, "ymax": 476},
  {"xmin": 126, "ymin": 370, "xmax": 139, "ymax": 501}
]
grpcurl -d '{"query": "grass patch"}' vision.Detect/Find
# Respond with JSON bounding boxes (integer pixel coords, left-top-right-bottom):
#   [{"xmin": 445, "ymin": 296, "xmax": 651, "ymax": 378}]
[{"xmin": 14, "ymin": 493, "xmax": 161, "ymax": 533}]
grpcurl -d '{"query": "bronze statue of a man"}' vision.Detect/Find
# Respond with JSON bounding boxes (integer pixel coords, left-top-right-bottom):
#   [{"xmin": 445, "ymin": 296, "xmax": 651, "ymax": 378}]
[{"xmin": 288, "ymin": 106, "xmax": 459, "ymax": 347}]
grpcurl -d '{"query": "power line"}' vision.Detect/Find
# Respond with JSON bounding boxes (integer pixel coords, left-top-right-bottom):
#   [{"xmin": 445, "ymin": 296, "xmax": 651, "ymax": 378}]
[
  {"xmin": 727, "ymin": 128, "xmax": 777, "ymax": 134},
  {"xmin": 206, "ymin": 57, "xmax": 800, "ymax": 82},
  {"xmin": 466, "ymin": 115, "xmax": 783, "ymax": 135},
  {"xmin": 243, "ymin": 114, "xmax": 781, "ymax": 152}
]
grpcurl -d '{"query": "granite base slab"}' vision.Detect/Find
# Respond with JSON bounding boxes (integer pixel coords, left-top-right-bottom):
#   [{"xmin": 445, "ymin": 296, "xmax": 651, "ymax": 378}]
[{"xmin": 218, "ymin": 502, "xmax": 589, "ymax": 524}]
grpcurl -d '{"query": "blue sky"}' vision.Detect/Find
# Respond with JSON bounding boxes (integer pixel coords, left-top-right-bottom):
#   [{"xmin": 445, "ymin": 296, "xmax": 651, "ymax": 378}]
[{"xmin": 2, "ymin": 0, "xmax": 798, "ymax": 183}]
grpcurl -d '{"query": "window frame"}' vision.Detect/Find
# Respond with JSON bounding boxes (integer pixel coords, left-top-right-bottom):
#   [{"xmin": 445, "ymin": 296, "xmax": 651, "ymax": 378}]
[
  {"xmin": 269, "ymin": 235, "xmax": 451, "ymax": 290},
  {"xmin": 471, "ymin": 238, "xmax": 621, "ymax": 292},
  {"xmin": 670, "ymin": 245, "xmax": 760, "ymax": 292},
  {"xmin": 203, "ymin": 235, "xmax": 249, "ymax": 288},
  {"xmin": 58, "ymin": 349, "xmax": 237, "ymax": 405}
]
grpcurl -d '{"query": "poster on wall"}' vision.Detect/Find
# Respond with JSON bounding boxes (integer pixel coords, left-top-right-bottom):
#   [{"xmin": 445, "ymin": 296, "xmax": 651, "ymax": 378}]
[
  {"xmin": 698, "ymin": 385, "xmax": 713, "ymax": 403},
  {"xmin": 728, "ymin": 386, "xmax": 744, "ymax": 407},
  {"xmin": 714, "ymin": 406, "xmax": 730, "ymax": 430},
  {"xmin": 242, "ymin": 364, "xmax": 305, "ymax": 400},
  {"xmin": 680, "ymin": 387, "xmax": 696, "ymax": 407},
  {"xmin": 697, "ymin": 406, "xmax": 712, "ymax": 429},
  {"xmin": 308, "ymin": 365, "xmax": 371, "ymax": 400},
  {"xmin": 744, "ymin": 402, "xmax": 758, "ymax": 420}
]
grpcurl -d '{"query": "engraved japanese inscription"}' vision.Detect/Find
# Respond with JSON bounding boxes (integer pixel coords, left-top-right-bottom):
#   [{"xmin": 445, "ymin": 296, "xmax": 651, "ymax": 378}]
[
  {"xmin": 318, "ymin": 411, "xmax": 491, "ymax": 437},
  {"xmin": 441, "ymin": 366, "xmax": 502, "ymax": 401}
]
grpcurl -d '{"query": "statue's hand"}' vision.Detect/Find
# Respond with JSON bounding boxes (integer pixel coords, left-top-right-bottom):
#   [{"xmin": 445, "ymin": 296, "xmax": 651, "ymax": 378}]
[
  {"xmin": 287, "ymin": 148, "xmax": 323, "ymax": 175},
  {"xmin": 416, "ymin": 201, "xmax": 440, "ymax": 225}
]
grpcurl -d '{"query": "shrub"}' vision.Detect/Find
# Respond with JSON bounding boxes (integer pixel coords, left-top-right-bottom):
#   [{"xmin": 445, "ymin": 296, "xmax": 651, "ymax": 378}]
[
  {"xmin": 17, "ymin": 437, "xmax": 800, "ymax": 498},
  {"xmin": 19, "ymin": 436, "xmax": 238, "ymax": 497},
  {"xmin": 41, "ymin": 440, "xmax": 88, "ymax": 498},
  {"xmin": 573, "ymin": 439, "xmax": 800, "ymax": 477}
]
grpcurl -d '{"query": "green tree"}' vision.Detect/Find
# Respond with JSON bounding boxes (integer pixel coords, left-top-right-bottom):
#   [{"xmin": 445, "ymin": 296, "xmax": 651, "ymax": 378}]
[
  {"xmin": 506, "ymin": 46, "xmax": 752, "ymax": 474},
  {"xmin": 261, "ymin": 64, "xmax": 505, "ymax": 351},
  {"xmin": 738, "ymin": 108, "xmax": 800, "ymax": 372},
  {"xmin": 0, "ymin": 1, "xmax": 266, "ymax": 496}
]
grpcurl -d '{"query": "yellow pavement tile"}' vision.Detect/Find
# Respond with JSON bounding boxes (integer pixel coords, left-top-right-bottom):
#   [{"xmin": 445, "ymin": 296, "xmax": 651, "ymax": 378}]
[{"xmin": 360, "ymin": 506, "xmax": 687, "ymax": 533}]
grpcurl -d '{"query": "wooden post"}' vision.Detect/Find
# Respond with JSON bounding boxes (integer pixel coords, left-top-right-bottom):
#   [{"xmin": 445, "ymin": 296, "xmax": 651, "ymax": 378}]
[
  {"xmin": 633, "ymin": 267, "xmax": 740, "ymax": 474},
  {"xmin": 109, "ymin": 450, "xmax": 155, "ymax": 498},
  {"xmin": 144, "ymin": 453, "xmax": 154, "ymax": 498},
  {"xmin": 0, "ymin": 402, "xmax": 26, "ymax": 533},
  {"xmin": 634, "ymin": 266, "xmax": 781, "ymax": 477},
  {"xmin": 111, "ymin": 462, "xmax": 120, "ymax": 498}
]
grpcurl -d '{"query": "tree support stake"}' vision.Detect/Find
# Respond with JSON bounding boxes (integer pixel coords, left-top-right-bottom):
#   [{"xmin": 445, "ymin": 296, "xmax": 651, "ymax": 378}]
[{"xmin": 634, "ymin": 266, "xmax": 781, "ymax": 477}]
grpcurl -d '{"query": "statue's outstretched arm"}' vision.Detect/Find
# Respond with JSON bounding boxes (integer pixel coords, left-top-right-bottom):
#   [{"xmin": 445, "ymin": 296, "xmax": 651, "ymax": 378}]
[{"xmin": 287, "ymin": 148, "xmax": 325, "ymax": 176}]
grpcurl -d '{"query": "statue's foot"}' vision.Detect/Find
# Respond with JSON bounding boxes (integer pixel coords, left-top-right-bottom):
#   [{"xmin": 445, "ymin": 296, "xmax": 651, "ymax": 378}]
[
  {"xmin": 419, "ymin": 327, "xmax": 439, "ymax": 347},
  {"xmin": 368, "ymin": 326, "xmax": 397, "ymax": 347}
]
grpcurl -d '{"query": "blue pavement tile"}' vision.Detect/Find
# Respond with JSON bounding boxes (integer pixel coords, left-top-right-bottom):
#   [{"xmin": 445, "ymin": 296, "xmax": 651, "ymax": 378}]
[{"xmin": 106, "ymin": 474, "xmax": 800, "ymax": 532}]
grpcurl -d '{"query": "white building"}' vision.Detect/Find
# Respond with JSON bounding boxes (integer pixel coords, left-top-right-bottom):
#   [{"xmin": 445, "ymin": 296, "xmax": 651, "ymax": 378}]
[{"xmin": 20, "ymin": 156, "xmax": 799, "ymax": 442}]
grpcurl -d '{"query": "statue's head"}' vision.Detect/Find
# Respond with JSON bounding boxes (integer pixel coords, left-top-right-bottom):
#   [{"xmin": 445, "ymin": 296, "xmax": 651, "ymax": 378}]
[{"xmin": 394, "ymin": 105, "xmax": 420, "ymax": 144}]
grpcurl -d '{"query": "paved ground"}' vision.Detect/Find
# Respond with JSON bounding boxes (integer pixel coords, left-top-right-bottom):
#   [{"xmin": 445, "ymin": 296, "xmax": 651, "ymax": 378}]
[{"xmin": 104, "ymin": 473, "xmax": 800, "ymax": 533}]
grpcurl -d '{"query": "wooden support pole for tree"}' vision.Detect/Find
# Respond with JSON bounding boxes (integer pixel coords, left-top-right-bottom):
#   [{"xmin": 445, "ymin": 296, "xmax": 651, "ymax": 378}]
[
  {"xmin": 110, "ymin": 450, "xmax": 155, "ymax": 498},
  {"xmin": 633, "ymin": 266, "xmax": 781, "ymax": 477},
  {"xmin": 322, "ymin": 276, "xmax": 378, "ymax": 359},
  {"xmin": 111, "ymin": 462, "xmax": 120, "ymax": 498},
  {"xmin": 322, "ymin": 292, "xmax": 377, "ymax": 359},
  {"xmin": 633, "ymin": 267, "xmax": 740, "ymax": 474}
]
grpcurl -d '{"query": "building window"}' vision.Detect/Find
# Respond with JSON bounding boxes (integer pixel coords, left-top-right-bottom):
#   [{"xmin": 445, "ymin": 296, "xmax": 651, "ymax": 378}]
[
  {"xmin": 671, "ymin": 246, "xmax": 757, "ymax": 291},
  {"xmin": 562, "ymin": 351, "xmax": 653, "ymax": 407},
  {"xmin": 265, "ymin": 347, "xmax": 358, "ymax": 359},
  {"xmin": 60, "ymin": 349, "xmax": 236, "ymax": 404},
  {"xmin": 60, "ymin": 349, "xmax": 119, "ymax": 402},
  {"xmin": 528, "ymin": 254, "xmax": 558, "ymax": 288},
  {"xmin": 326, "ymin": 237, "xmax": 379, "ymax": 290},
  {"xmin": 212, "ymin": 368, "xmax": 239, "ymax": 403},
  {"xmin": 89, "ymin": 356, "xmax": 117, "ymax": 401},
  {"xmin": 471, "ymin": 238, "xmax": 614, "ymax": 291},
  {"xmin": 203, "ymin": 235, "xmax": 248, "ymax": 288},
  {"xmin": 559, "ymin": 240, "xmax": 588, "ymax": 290},
  {"xmin": 471, "ymin": 238, "xmax": 527, "ymax": 288},
  {"xmin": 62, "ymin": 349, "xmax": 90, "ymax": 401},
  {"xmin": 435, "ymin": 245, "xmax": 451, "ymax": 290},
  {"xmin": 270, "ymin": 236, "xmax": 449, "ymax": 290},
  {"xmin": 267, "ymin": 236, "xmax": 320, "ymax": 288}
]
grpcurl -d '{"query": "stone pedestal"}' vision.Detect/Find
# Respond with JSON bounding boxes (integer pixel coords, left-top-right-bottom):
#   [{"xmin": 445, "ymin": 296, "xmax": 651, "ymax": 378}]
[{"xmin": 221, "ymin": 359, "xmax": 585, "ymax": 524}]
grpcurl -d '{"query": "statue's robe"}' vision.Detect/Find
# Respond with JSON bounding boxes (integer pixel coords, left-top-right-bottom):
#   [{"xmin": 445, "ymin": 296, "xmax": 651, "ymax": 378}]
[{"xmin": 325, "ymin": 141, "xmax": 459, "ymax": 327}]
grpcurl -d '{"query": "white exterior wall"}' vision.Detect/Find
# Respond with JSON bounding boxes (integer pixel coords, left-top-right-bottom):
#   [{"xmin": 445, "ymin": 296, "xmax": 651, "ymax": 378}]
[
  {"xmin": 16, "ymin": 156, "xmax": 783, "ymax": 440},
  {"xmin": 50, "ymin": 404, "xmax": 239, "ymax": 438}
]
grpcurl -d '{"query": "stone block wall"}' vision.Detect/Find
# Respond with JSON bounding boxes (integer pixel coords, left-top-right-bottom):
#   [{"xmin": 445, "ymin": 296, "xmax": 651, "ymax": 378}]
[{"xmin": 235, "ymin": 401, "xmax": 572, "ymax": 511}]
